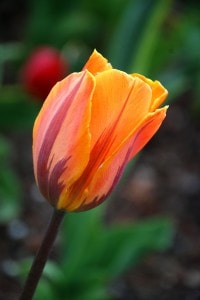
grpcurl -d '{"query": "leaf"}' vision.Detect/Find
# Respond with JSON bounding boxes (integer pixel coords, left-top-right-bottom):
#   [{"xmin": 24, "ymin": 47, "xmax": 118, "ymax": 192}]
[
  {"xmin": 60, "ymin": 205, "xmax": 105, "ymax": 277},
  {"xmin": 78, "ymin": 217, "xmax": 174, "ymax": 279},
  {"xmin": 103, "ymin": 217, "xmax": 174, "ymax": 277},
  {"xmin": 42, "ymin": 261, "xmax": 66, "ymax": 284},
  {"xmin": 0, "ymin": 86, "xmax": 40, "ymax": 130},
  {"xmin": 129, "ymin": 0, "xmax": 172, "ymax": 75},
  {"xmin": 0, "ymin": 136, "xmax": 21, "ymax": 222},
  {"xmin": 107, "ymin": 0, "xmax": 155, "ymax": 70},
  {"xmin": 34, "ymin": 278, "xmax": 57, "ymax": 300}
]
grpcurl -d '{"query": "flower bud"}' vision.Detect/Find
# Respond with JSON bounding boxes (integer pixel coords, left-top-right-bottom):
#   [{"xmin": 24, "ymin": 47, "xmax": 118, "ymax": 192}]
[{"xmin": 33, "ymin": 50, "xmax": 168, "ymax": 212}]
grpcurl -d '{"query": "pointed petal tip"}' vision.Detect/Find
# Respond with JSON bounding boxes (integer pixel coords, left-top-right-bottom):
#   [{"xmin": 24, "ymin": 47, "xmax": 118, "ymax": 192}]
[{"xmin": 83, "ymin": 49, "xmax": 112, "ymax": 75}]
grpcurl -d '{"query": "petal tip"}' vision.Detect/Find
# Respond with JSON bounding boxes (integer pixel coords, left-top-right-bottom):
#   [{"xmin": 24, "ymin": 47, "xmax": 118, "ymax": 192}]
[{"xmin": 83, "ymin": 49, "xmax": 112, "ymax": 75}]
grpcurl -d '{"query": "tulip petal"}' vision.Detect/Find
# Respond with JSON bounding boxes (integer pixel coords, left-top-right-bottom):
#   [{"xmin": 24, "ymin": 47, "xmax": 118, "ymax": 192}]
[
  {"xmin": 77, "ymin": 107, "xmax": 167, "ymax": 211},
  {"xmin": 132, "ymin": 73, "xmax": 168, "ymax": 111},
  {"xmin": 72, "ymin": 140, "xmax": 134, "ymax": 211},
  {"xmin": 59, "ymin": 70, "xmax": 152, "ymax": 208},
  {"xmin": 59, "ymin": 106, "xmax": 167, "ymax": 212},
  {"xmin": 128, "ymin": 106, "xmax": 168, "ymax": 160},
  {"xmin": 33, "ymin": 71, "xmax": 95, "ymax": 204},
  {"xmin": 90, "ymin": 69, "xmax": 152, "ymax": 157},
  {"xmin": 83, "ymin": 49, "xmax": 112, "ymax": 75}
]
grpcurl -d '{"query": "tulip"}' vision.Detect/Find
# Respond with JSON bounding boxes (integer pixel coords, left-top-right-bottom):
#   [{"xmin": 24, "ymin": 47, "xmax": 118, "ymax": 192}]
[
  {"xmin": 21, "ymin": 47, "xmax": 67, "ymax": 100},
  {"xmin": 33, "ymin": 50, "xmax": 168, "ymax": 212}
]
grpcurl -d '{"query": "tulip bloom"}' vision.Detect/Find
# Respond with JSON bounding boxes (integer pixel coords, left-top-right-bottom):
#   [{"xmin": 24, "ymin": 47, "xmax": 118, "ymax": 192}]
[{"xmin": 33, "ymin": 50, "xmax": 168, "ymax": 212}]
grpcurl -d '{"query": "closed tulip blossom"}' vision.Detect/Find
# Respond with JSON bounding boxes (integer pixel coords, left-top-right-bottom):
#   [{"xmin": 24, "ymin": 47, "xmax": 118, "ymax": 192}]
[{"xmin": 33, "ymin": 50, "xmax": 168, "ymax": 212}]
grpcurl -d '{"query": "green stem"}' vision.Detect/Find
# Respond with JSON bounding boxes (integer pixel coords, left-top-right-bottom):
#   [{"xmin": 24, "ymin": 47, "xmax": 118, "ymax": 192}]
[{"xmin": 19, "ymin": 208, "xmax": 65, "ymax": 300}]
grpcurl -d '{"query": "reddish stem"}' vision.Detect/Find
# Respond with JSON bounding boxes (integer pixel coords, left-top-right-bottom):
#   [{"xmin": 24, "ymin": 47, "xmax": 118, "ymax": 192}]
[{"xmin": 19, "ymin": 208, "xmax": 65, "ymax": 300}]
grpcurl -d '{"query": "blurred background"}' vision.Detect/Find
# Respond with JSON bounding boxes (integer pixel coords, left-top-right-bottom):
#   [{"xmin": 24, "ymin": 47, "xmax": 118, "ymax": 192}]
[{"xmin": 0, "ymin": 0, "xmax": 200, "ymax": 299}]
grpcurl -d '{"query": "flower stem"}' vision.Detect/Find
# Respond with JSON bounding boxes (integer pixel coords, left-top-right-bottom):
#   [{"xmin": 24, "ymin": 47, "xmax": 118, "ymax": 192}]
[{"xmin": 19, "ymin": 208, "xmax": 65, "ymax": 300}]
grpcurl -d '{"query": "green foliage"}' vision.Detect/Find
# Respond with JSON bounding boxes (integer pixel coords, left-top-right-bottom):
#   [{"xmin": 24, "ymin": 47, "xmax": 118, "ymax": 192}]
[
  {"xmin": 107, "ymin": 0, "xmax": 200, "ymax": 105},
  {"xmin": 108, "ymin": 0, "xmax": 156, "ymax": 70},
  {"xmin": 0, "ymin": 86, "xmax": 40, "ymax": 130},
  {"xmin": 23, "ymin": 0, "xmax": 128, "ymax": 51},
  {"xmin": 0, "ymin": 135, "xmax": 21, "ymax": 222},
  {"xmin": 20, "ymin": 206, "xmax": 173, "ymax": 300}
]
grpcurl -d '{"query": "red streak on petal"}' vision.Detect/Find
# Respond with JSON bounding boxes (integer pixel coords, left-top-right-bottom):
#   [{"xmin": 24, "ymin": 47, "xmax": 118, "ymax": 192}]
[
  {"xmin": 47, "ymin": 157, "xmax": 70, "ymax": 206},
  {"xmin": 64, "ymin": 81, "xmax": 137, "ymax": 210},
  {"xmin": 36, "ymin": 72, "xmax": 87, "ymax": 201},
  {"xmin": 75, "ymin": 138, "xmax": 134, "ymax": 212}
]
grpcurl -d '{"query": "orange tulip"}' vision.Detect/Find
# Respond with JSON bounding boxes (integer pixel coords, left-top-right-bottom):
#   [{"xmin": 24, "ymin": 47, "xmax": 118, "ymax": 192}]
[{"xmin": 33, "ymin": 50, "xmax": 168, "ymax": 212}]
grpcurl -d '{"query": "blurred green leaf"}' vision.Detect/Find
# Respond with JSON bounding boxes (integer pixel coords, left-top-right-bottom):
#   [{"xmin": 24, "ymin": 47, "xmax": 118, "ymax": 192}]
[
  {"xmin": 76, "ymin": 216, "xmax": 173, "ymax": 279},
  {"xmin": 42, "ymin": 261, "xmax": 66, "ymax": 285},
  {"xmin": 55, "ymin": 12, "xmax": 100, "ymax": 46},
  {"xmin": 108, "ymin": 0, "xmax": 154, "ymax": 70},
  {"xmin": 61, "ymin": 205, "xmax": 105, "ymax": 277},
  {"xmin": 0, "ymin": 135, "xmax": 11, "ymax": 160},
  {"xmin": 0, "ymin": 86, "xmax": 40, "ymax": 130},
  {"xmin": 0, "ymin": 168, "xmax": 21, "ymax": 222},
  {"xmin": 52, "ymin": 207, "xmax": 174, "ymax": 300},
  {"xmin": 129, "ymin": 0, "xmax": 172, "ymax": 75},
  {"xmin": 17, "ymin": 257, "xmax": 32, "ymax": 279},
  {"xmin": 108, "ymin": 0, "xmax": 173, "ymax": 75},
  {"xmin": 100, "ymin": 217, "xmax": 173, "ymax": 277},
  {"xmin": 0, "ymin": 135, "xmax": 21, "ymax": 222},
  {"xmin": 34, "ymin": 278, "xmax": 57, "ymax": 300},
  {"xmin": 55, "ymin": 270, "xmax": 110, "ymax": 300},
  {"xmin": 0, "ymin": 43, "xmax": 23, "ymax": 63},
  {"xmin": 18, "ymin": 258, "xmax": 58, "ymax": 300}
]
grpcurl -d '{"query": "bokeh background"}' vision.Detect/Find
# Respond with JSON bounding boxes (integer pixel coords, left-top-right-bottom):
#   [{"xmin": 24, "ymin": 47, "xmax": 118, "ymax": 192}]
[{"xmin": 0, "ymin": 0, "xmax": 200, "ymax": 299}]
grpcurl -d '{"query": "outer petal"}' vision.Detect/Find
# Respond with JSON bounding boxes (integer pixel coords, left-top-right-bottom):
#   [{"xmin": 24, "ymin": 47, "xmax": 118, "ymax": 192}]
[
  {"xmin": 33, "ymin": 71, "xmax": 95, "ymax": 205},
  {"xmin": 132, "ymin": 73, "xmax": 168, "ymax": 111},
  {"xmin": 58, "ymin": 70, "xmax": 152, "ymax": 207},
  {"xmin": 58, "ymin": 106, "xmax": 168, "ymax": 212},
  {"xmin": 83, "ymin": 49, "xmax": 112, "ymax": 75},
  {"xmin": 128, "ymin": 106, "xmax": 168, "ymax": 160},
  {"xmin": 59, "ymin": 136, "xmax": 134, "ymax": 212},
  {"xmin": 77, "ymin": 107, "xmax": 168, "ymax": 211},
  {"xmin": 90, "ymin": 69, "xmax": 152, "ymax": 156}
]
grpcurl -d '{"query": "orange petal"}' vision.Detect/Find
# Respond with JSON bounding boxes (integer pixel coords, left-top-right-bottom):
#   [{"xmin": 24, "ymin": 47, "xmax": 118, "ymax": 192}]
[
  {"xmin": 132, "ymin": 73, "xmax": 168, "ymax": 111},
  {"xmin": 90, "ymin": 69, "xmax": 152, "ymax": 157},
  {"xmin": 65, "ymin": 107, "xmax": 168, "ymax": 212},
  {"xmin": 88, "ymin": 107, "xmax": 168, "ymax": 211},
  {"xmin": 58, "ymin": 135, "xmax": 134, "ymax": 211},
  {"xmin": 83, "ymin": 49, "xmax": 112, "ymax": 75},
  {"xmin": 33, "ymin": 71, "xmax": 95, "ymax": 204},
  {"xmin": 77, "ymin": 141, "xmax": 135, "ymax": 211},
  {"xmin": 128, "ymin": 106, "xmax": 168, "ymax": 160}
]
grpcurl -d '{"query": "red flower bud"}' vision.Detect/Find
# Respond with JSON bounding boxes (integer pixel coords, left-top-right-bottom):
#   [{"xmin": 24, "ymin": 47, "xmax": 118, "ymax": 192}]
[{"xmin": 21, "ymin": 47, "xmax": 67, "ymax": 100}]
